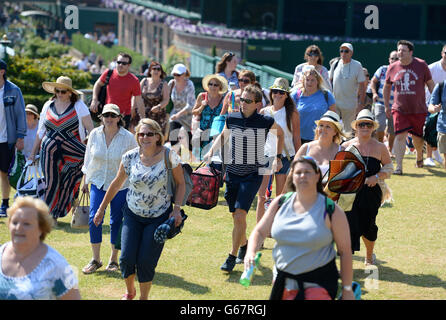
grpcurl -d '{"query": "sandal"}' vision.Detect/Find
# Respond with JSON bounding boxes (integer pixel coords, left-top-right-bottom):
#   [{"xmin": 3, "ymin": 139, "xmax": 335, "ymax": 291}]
[
  {"xmin": 105, "ymin": 261, "xmax": 120, "ymax": 272},
  {"xmin": 82, "ymin": 259, "xmax": 103, "ymax": 274},
  {"xmin": 415, "ymin": 159, "xmax": 424, "ymax": 168},
  {"xmin": 121, "ymin": 290, "xmax": 136, "ymax": 300},
  {"xmin": 393, "ymin": 169, "xmax": 403, "ymax": 175}
]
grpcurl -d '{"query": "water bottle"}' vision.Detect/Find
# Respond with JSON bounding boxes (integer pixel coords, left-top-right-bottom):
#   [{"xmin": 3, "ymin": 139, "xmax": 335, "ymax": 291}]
[{"xmin": 239, "ymin": 252, "xmax": 262, "ymax": 287}]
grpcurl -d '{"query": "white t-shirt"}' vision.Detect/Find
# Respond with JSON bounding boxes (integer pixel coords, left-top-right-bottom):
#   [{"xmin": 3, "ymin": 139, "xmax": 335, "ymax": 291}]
[
  {"xmin": 0, "ymin": 243, "xmax": 78, "ymax": 300},
  {"xmin": 121, "ymin": 147, "xmax": 181, "ymax": 218},
  {"xmin": 331, "ymin": 59, "xmax": 366, "ymax": 109},
  {"xmin": 0, "ymin": 86, "xmax": 7, "ymax": 143},
  {"xmin": 426, "ymin": 60, "xmax": 446, "ymax": 104}
]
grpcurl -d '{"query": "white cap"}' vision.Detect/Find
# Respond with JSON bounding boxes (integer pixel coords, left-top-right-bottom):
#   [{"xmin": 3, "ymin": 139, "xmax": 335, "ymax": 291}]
[
  {"xmin": 171, "ymin": 63, "xmax": 187, "ymax": 75},
  {"xmin": 340, "ymin": 42, "xmax": 353, "ymax": 52}
]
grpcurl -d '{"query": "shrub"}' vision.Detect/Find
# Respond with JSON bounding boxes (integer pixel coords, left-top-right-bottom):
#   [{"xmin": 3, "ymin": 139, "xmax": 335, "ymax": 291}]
[{"xmin": 21, "ymin": 35, "xmax": 70, "ymax": 59}]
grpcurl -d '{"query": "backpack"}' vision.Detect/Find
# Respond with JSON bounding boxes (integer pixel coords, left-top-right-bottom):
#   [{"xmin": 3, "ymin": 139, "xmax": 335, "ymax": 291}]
[
  {"xmin": 278, "ymin": 192, "xmax": 335, "ymax": 220},
  {"xmin": 88, "ymin": 68, "xmax": 113, "ymax": 122},
  {"xmin": 164, "ymin": 147, "xmax": 194, "ymax": 206}
]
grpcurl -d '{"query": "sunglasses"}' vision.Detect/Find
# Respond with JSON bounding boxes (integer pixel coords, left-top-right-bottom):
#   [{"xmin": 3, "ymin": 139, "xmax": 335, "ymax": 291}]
[
  {"xmin": 365, "ymin": 74, "xmax": 370, "ymax": 77},
  {"xmin": 307, "ymin": 51, "xmax": 320, "ymax": 57},
  {"xmin": 151, "ymin": 66, "xmax": 161, "ymax": 71},
  {"xmin": 208, "ymin": 82, "xmax": 220, "ymax": 87},
  {"xmin": 137, "ymin": 132, "xmax": 157, "ymax": 138},
  {"xmin": 102, "ymin": 113, "xmax": 119, "ymax": 118},
  {"xmin": 117, "ymin": 61, "xmax": 130, "ymax": 65},
  {"xmin": 173, "ymin": 73, "xmax": 183, "ymax": 77},
  {"xmin": 271, "ymin": 89, "xmax": 286, "ymax": 95},
  {"xmin": 240, "ymin": 97, "xmax": 257, "ymax": 104},
  {"xmin": 357, "ymin": 122, "xmax": 374, "ymax": 128},
  {"xmin": 340, "ymin": 49, "xmax": 350, "ymax": 53},
  {"xmin": 238, "ymin": 78, "xmax": 251, "ymax": 84},
  {"xmin": 55, "ymin": 89, "xmax": 68, "ymax": 94}
]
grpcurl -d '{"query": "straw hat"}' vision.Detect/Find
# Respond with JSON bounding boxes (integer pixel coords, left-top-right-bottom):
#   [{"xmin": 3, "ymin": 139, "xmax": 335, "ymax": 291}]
[
  {"xmin": 269, "ymin": 77, "xmax": 290, "ymax": 93},
  {"xmin": 351, "ymin": 109, "xmax": 379, "ymax": 131},
  {"xmin": 25, "ymin": 104, "xmax": 40, "ymax": 119},
  {"xmin": 42, "ymin": 76, "xmax": 82, "ymax": 96},
  {"xmin": 202, "ymin": 74, "xmax": 228, "ymax": 95},
  {"xmin": 315, "ymin": 110, "xmax": 345, "ymax": 135}
]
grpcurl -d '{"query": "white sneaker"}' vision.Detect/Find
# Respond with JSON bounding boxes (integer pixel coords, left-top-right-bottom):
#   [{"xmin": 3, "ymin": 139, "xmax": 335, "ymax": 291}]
[
  {"xmin": 433, "ymin": 150, "xmax": 444, "ymax": 165},
  {"xmin": 423, "ymin": 157, "xmax": 436, "ymax": 167}
]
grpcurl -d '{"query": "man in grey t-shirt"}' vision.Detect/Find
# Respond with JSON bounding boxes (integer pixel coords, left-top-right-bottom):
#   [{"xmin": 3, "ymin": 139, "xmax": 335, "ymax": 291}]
[{"xmin": 330, "ymin": 43, "xmax": 367, "ymax": 135}]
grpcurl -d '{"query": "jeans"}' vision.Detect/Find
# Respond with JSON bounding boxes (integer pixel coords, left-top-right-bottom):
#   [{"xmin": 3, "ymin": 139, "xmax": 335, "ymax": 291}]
[
  {"xmin": 89, "ymin": 184, "xmax": 128, "ymax": 245},
  {"xmin": 120, "ymin": 203, "xmax": 171, "ymax": 283}
]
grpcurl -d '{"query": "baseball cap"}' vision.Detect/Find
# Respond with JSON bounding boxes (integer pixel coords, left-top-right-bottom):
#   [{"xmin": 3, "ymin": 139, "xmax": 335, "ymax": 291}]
[
  {"xmin": 171, "ymin": 63, "xmax": 187, "ymax": 76},
  {"xmin": 340, "ymin": 43, "xmax": 354, "ymax": 52}
]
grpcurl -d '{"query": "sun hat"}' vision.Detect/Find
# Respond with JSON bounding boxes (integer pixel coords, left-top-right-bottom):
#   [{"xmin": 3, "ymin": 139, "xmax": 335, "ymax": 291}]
[
  {"xmin": 315, "ymin": 110, "xmax": 345, "ymax": 135},
  {"xmin": 202, "ymin": 74, "xmax": 228, "ymax": 95},
  {"xmin": 171, "ymin": 63, "xmax": 187, "ymax": 76},
  {"xmin": 25, "ymin": 104, "xmax": 40, "ymax": 119},
  {"xmin": 351, "ymin": 109, "xmax": 379, "ymax": 131},
  {"xmin": 269, "ymin": 77, "xmax": 290, "ymax": 93},
  {"xmin": 42, "ymin": 76, "xmax": 82, "ymax": 96},
  {"xmin": 101, "ymin": 103, "xmax": 121, "ymax": 116},
  {"xmin": 340, "ymin": 43, "xmax": 354, "ymax": 52}
]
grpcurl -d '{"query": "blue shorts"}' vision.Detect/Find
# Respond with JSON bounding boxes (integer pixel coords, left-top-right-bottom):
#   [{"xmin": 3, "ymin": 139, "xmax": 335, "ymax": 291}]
[
  {"xmin": 276, "ymin": 156, "xmax": 294, "ymax": 175},
  {"xmin": 224, "ymin": 171, "xmax": 263, "ymax": 213}
]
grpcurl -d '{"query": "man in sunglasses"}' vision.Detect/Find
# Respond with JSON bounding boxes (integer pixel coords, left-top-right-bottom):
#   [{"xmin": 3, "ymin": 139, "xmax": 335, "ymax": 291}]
[
  {"xmin": 370, "ymin": 51, "xmax": 398, "ymax": 154},
  {"xmin": 329, "ymin": 43, "xmax": 367, "ymax": 136},
  {"xmin": 0, "ymin": 59, "xmax": 26, "ymax": 218},
  {"xmin": 204, "ymin": 85, "xmax": 284, "ymax": 273},
  {"xmin": 383, "ymin": 40, "xmax": 435, "ymax": 174},
  {"xmin": 90, "ymin": 53, "xmax": 144, "ymax": 130}
]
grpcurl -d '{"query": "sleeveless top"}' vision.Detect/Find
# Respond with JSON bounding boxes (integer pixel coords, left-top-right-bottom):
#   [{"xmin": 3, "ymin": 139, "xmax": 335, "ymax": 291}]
[
  {"xmin": 306, "ymin": 144, "xmax": 342, "ymax": 178},
  {"xmin": 263, "ymin": 106, "xmax": 296, "ymax": 158},
  {"xmin": 141, "ymin": 78, "xmax": 164, "ymax": 108},
  {"xmin": 271, "ymin": 192, "xmax": 336, "ymax": 275},
  {"xmin": 199, "ymin": 96, "xmax": 224, "ymax": 131}
]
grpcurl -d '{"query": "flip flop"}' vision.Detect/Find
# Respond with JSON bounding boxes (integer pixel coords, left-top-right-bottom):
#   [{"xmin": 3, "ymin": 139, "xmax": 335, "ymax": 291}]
[
  {"xmin": 121, "ymin": 290, "xmax": 136, "ymax": 300},
  {"xmin": 105, "ymin": 261, "xmax": 119, "ymax": 272}
]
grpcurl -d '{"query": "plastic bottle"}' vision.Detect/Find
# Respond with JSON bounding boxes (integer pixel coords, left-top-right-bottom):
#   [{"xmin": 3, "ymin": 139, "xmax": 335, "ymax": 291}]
[{"xmin": 239, "ymin": 252, "xmax": 262, "ymax": 287}]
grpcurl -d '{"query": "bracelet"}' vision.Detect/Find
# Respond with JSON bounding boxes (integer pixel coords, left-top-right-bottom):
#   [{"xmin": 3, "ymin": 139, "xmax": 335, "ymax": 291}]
[
  {"xmin": 375, "ymin": 174, "xmax": 379, "ymax": 180},
  {"xmin": 343, "ymin": 285, "xmax": 352, "ymax": 291}
]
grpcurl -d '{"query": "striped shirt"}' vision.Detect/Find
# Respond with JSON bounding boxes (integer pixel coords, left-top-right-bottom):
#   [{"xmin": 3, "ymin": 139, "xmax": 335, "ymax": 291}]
[
  {"xmin": 225, "ymin": 111, "xmax": 274, "ymax": 176},
  {"xmin": 373, "ymin": 65, "xmax": 394, "ymax": 106}
]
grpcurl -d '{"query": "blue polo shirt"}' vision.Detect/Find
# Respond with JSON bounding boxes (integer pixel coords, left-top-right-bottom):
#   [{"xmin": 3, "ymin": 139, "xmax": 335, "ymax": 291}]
[
  {"xmin": 225, "ymin": 111, "xmax": 274, "ymax": 176},
  {"xmin": 429, "ymin": 80, "xmax": 446, "ymax": 134}
]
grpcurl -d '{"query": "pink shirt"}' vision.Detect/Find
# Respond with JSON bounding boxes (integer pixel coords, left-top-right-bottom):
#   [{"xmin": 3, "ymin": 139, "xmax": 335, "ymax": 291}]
[{"xmin": 385, "ymin": 57, "xmax": 432, "ymax": 114}]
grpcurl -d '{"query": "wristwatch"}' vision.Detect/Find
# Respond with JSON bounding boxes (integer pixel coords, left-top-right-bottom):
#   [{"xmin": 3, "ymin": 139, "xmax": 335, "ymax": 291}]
[
  {"xmin": 276, "ymin": 154, "xmax": 283, "ymax": 160},
  {"xmin": 343, "ymin": 285, "xmax": 352, "ymax": 291}
]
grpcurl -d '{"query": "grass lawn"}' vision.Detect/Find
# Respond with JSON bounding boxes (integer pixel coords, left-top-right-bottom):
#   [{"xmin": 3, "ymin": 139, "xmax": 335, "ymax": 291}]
[{"xmin": 0, "ymin": 154, "xmax": 445, "ymax": 300}]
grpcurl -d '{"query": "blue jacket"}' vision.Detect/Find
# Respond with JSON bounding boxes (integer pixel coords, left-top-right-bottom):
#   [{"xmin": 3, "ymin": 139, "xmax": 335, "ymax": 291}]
[{"xmin": 3, "ymin": 80, "xmax": 26, "ymax": 145}]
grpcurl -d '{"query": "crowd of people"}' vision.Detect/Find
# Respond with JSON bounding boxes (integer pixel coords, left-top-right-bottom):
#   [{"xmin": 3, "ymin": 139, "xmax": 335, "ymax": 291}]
[{"xmin": 0, "ymin": 38, "xmax": 445, "ymax": 300}]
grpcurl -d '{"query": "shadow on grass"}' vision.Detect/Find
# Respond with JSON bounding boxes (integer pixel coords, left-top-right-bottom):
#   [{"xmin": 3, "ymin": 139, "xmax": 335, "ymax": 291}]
[
  {"xmin": 153, "ymin": 272, "xmax": 210, "ymax": 295},
  {"xmin": 426, "ymin": 168, "xmax": 446, "ymax": 177},
  {"xmin": 53, "ymin": 221, "xmax": 111, "ymax": 235}
]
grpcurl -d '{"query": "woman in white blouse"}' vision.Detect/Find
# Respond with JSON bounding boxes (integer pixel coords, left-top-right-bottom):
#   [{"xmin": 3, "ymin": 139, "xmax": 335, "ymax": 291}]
[
  {"xmin": 81, "ymin": 104, "xmax": 137, "ymax": 274},
  {"xmin": 93, "ymin": 118, "xmax": 185, "ymax": 300}
]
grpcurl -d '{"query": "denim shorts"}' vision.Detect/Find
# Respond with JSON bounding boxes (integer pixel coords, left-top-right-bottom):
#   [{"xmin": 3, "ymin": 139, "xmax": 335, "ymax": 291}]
[
  {"xmin": 276, "ymin": 156, "xmax": 294, "ymax": 175},
  {"xmin": 224, "ymin": 171, "xmax": 263, "ymax": 213}
]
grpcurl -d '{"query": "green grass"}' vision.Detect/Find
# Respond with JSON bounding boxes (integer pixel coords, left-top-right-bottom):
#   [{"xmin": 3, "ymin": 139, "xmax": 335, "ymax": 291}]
[{"xmin": 1, "ymin": 154, "xmax": 445, "ymax": 300}]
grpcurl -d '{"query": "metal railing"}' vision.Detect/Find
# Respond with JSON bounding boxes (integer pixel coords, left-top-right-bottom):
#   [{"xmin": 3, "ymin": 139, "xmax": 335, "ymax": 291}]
[{"xmin": 189, "ymin": 49, "xmax": 293, "ymax": 89}]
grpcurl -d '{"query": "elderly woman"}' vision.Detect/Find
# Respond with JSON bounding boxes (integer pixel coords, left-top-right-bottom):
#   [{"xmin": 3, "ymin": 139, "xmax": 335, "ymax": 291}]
[
  {"xmin": 131, "ymin": 62, "xmax": 170, "ymax": 137},
  {"xmin": 0, "ymin": 196, "xmax": 81, "ymax": 300},
  {"xmin": 244, "ymin": 157, "xmax": 354, "ymax": 300},
  {"xmin": 29, "ymin": 76, "xmax": 94, "ymax": 223},
  {"xmin": 295, "ymin": 110, "xmax": 346, "ymax": 184},
  {"xmin": 191, "ymin": 74, "xmax": 228, "ymax": 159},
  {"xmin": 292, "ymin": 66, "xmax": 336, "ymax": 144},
  {"xmin": 342, "ymin": 109, "xmax": 393, "ymax": 265},
  {"xmin": 291, "ymin": 45, "xmax": 331, "ymax": 91},
  {"xmin": 256, "ymin": 78, "xmax": 300, "ymax": 224},
  {"xmin": 168, "ymin": 64, "xmax": 196, "ymax": 155},
  {"xmin": 94, "ymin": 118, "xmax": 185, "ymax": 300},
  {"xmin": 219, "ymin": 69, "xmax": 256, "ymax": 115},
  {"xmin": 216, "ymin": 52, "xmax": 239, "ymax": 90},
  {"xmin": 81, "ymin": 104, "xmax": 137, "ymax": 274}
]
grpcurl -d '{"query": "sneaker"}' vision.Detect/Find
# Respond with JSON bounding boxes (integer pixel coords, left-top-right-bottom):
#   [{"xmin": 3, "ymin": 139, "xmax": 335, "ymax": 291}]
[
  {"xmin": 364, "ymin": 253, "xmax": 376, "ymax": 266},
  {"xmin": 235, "ymin": 243, "xmax": 247, "ymax": 264},
  {"xmin": 220, "ymin": 254, "xmax": 237, "ymax": 272},
  {"xmin": 434, "ymin": 150, "xmax": 444, "ymax": 165},
  {"xmin": 0, "ymin": 204, "xmax": 8, "ymax": 218},
  {"xmin": 423, "ymin": 157, "xmax": 436, "ymax": 167}
]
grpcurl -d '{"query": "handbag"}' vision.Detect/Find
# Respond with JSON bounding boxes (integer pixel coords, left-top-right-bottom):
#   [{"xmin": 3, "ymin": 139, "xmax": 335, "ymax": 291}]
[
  {"xmin": 15, "ymin": 159, "xmax": 46, "ymax": 199},
  {"xmin": 8, "ymin": 149, "xmax": 26, "ymax": 189},
  {"xmin": 71, "ymin": 192, "xmax": 90, "ymax": 229}
]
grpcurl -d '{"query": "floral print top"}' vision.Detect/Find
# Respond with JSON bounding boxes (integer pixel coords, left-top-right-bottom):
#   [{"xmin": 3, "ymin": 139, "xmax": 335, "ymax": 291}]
[
  {"xmin": 122, "ymin": 147, "xmax": 181, "ymax": 218},
  {"xmin": 0, "ymin": 243, "xmax": 78, "ymax": 300}
]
